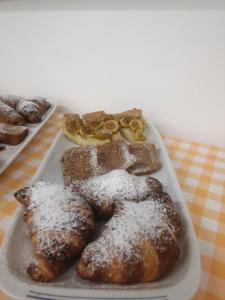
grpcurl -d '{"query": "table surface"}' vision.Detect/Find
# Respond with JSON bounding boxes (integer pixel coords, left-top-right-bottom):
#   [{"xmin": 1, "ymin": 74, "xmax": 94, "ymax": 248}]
[{"xmin": 0, "ymin": 111, "xmax": 224, "ymax": 300}]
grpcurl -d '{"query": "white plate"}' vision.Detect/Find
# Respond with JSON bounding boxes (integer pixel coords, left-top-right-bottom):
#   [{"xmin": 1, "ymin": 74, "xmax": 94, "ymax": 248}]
[
  {"xmin": 0, "ymin": 121, "xmax": 200, "ymax": 300},
  {"xmin": 0, "ymin": 101, "xmax": 57, "ymax": 175}
]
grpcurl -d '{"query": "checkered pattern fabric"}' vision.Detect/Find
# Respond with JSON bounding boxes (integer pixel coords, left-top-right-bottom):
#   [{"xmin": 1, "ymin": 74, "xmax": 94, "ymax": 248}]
[
  {"xmin": 0, "ymin": 113, "xmax": 224, "ymax": 300},
  {"xmin": 163, "ymin": 137, "xmax": 225, "ymax": 300}
]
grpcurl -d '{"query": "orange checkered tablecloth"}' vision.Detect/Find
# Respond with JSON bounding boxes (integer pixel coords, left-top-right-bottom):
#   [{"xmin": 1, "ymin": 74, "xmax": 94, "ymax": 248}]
[{"xmin": 0, "ymin": 111, "xmax": 225, "ymax": 300}]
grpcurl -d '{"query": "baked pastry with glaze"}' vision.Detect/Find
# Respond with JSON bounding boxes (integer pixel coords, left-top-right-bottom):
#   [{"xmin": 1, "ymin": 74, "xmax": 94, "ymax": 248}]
[
  {"xmin": 0, "ymin": 100, "xmax": 25, "ymax": 125},
  {"xmin": 63, "ymin": 112, "xmax": 123, "ymax": 146},
  {"xmin": 73, "ymin": 169, "xmax": 162, "ymax": 219},
  {"xmin": 62, "ymin": 113, "xmax": 109, "ymax": 146},
  {"xmin": 14, "ymin": 181, "xmax": 95, "ymax": 282},
  {"xmin": 0, "ymin": 122, "xmax": 29, "ymax": 145},
  {"xmin": 78, "ymin": 193, "xmax": 182, "ymax": 283},
  {"xmin": 115, "ymin": 108, "xmax": 147, "ymax": 143},
  {"xmin": 63, "ymin": 108, "xmax": 148, "ymax": 145}
]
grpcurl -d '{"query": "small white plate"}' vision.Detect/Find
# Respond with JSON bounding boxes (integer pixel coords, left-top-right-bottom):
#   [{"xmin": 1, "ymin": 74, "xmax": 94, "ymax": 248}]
[
  {"xmin": 0, "ymin": 120, "xmax": 200, "ymax": 300},
  {"xmin": 0, "ymin": 100, "xmax": 57, "ymax": 175}
]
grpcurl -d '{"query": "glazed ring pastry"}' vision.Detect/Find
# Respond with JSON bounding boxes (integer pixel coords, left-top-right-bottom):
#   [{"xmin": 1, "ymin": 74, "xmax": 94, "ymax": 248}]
[{"xmin": 78, "ymin": 193, "xmax": 182, "ymax": 284}]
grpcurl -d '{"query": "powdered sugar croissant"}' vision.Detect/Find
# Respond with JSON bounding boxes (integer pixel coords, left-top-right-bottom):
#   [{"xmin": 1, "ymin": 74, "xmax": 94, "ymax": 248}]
[
  {"xmin": 78, "ymin": 193, "xmax": 182, "ymax": 284},
  {"xmin": 0, "ymin": 100, "xmax": 25, "ymax": 125},
  {"xmin": 1, "ymin": 95, "xmax": 51, "ymax": 123},
  {"xmin": 73, "ymin": 169, "xmax": 163, "ymax": 219},
  {"xmin": 15, "ymin": 181, "xmax": 95, "ymax": 282}
]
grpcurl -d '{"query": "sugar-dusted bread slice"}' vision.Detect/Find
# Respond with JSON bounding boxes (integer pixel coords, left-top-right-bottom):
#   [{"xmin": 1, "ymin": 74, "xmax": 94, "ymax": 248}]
[
  {"xmin": 0, "ymin": 122, "xmax": 29, "ymax": 145},
  {"xmin": 127, "ymin": 143, "xmax": 161, "ymax": 175},
  {"xmin": 61, "ymin": 140, "xmax": 136, "ymax": 184}
]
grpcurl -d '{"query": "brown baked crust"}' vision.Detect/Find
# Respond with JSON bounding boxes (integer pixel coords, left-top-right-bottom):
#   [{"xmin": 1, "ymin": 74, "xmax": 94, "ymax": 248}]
[
  {"xmin": 0, "ymin": 122, "xmax": 29, "ymax": 145},
  {"xmin": 128, "ymin": 143, "xmax": 161, "ymax": 175},
  {"xmin": 30, "ymin": 97, "xmax": 51, "ymax": 114},
  {"xmin": 61, "ymin": 141, "xmax": 161, "ymax": 187},
  {"xmin": 61, "ymin": 141, "xmax": 136, "ymax": 184},
  {"xmin": 82, "ymin": 111, "xmax": 106, "ymax": 129},
  {"xmin": 0, "ymin": 100, "xmax": 25, "ymax": 125},
  {"xmin": 15, "ymin": 181, "xmax": 95, "ymax": 282},
  {"xmin": 0, "ymin": 95, "xmax": 22, "ymax": 109},
  {"xmin": 16, "ymin": 99, "xmax": 42, "ymax": 123},
  {"xmin": 78, "ymin": 197, "xmax": 182, "ymax": 284},
  {"xmin": 61, "ymin": 146, "xmax": 101, "ymax": 182},
  {"xmin": 1, "ymin": 95, "xmax": 51, "ymax": 122},
  {"xmin": 73, "ymin": 170, "xmax": 163, "ymax": 219}
]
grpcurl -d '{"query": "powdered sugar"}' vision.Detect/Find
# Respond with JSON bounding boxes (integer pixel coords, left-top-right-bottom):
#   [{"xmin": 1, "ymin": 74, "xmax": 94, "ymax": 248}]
[
  {"xmin": 28, "ymin": 182, "xmax": 85, "ymax": 233},
  {"xmin": 120, "ymin": 142, "xmax": 136, "ymax": 169},
  {"xmin": 89, "ymin": 146, "xmax": 106, "ymax": 176},
  {"xmin": 21, "ymin": 181, "xmax": 95, "ymax": 263},
  {"xmin": 74, "ymin": 169, "xmax": 160, "ymax": 207},
  {"xmin": 17, "ymin": 99, "xmax": 39, "ymax": 115},
  {"xmin": 78, "ymin": 170, "xmax": 137, "ymax": 203},
  {"xmin": 81, "ymin": 199, "xmax": 179, "ymax": 271}
]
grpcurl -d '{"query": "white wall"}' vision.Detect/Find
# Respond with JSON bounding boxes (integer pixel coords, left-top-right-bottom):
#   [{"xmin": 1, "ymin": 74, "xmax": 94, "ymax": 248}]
[{"xmin": 0, "ymin": 0, "xmax": 225, "ymax": 147}]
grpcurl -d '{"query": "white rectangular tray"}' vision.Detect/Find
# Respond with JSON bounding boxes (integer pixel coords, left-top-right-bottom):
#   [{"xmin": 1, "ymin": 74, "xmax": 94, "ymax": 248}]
[
  {"xmin": 0, "ymin": 100, "xmax": 57, "ymax": 175},
  {"xmin": 0, "ymin": 120, "xmax": 200, "ymax": 300}
]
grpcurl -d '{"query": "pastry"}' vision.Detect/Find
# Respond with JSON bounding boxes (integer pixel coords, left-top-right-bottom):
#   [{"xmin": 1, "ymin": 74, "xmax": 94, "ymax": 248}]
[
  {"xmin": 61, "ymin": 140, "xmax": 161, "ymax": 185},
  {"xmin": 0, "ymin": 100, "xmax": 25, "ymax": 125},
  {"xmin": 63, "ymin": 108, "xmax": 148, "ymax": 145},
  {"xmin": 63, "ymin": 112, "xmax": 123, "ymax": 146},
  {"xmin": 127, "ymin": 143, "xmax": 161, "ymax": 175},
  {"xmin": 30, "ymin": 96, "xmax": 51, "ymax": 114},
  {"xmin": 0, "ymin": 123, "xmax": 29, "ymax": 145},
  {"xmin": 1, "ymin": 95, "xmax": 51, "ymax": 123},
  {"xmin": 16, "ymin": 98, "xmax": 49, "ymax": 123},
  {"xmin": 0, "ymin": 95, "xmax": 22, "ymax": 109},
  {"xmin": 73, "ymin": 169, "xmax": 162, "ymax": 219},
  {"xmin": 78, "ymin": 194, "xmax": 182, "ymax": 283},
  {"xmin": 14, "ymin": 181, "xmax": 95, "ymax": 282},
  {"xmin": 62, "ymin": 113, "xmax": 110, "ymax": 146},
  {"xmin": 61, "ymin": 140, "xmax": 135, "ymax": 184},
  {"xmin": 82, "ymin": 111, "xmax": 122, "ymax": 142},
  {"xmin": 115, "ymin": 108, "xmax": 147, "ymax": 143}
]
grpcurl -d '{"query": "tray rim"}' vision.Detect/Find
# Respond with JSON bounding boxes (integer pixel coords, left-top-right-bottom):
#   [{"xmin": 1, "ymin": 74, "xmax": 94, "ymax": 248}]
[
  {"xmin": 0, "ymin": 123, "xmax": 201, "ymax": 300},
  {"xmin": 0, "ymin": 99, "xmax": 57, "ymax": 175}
]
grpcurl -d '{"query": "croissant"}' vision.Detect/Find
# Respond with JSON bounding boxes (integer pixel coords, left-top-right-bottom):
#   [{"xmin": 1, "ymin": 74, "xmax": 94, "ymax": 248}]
[
  {"xmin": 73, "ymin": 169, "xmax": 162, "ymax": 219},
  {"xmin": 0, "ymin": 100, "xmax": 25, "ymax": 125},
  {"xmin": 14, "ymin": 181, "xmax": 95, "ymax": 282},
  {"xmin": 0, "ymin": 95, "xmax": 22, "ymax": 109},
  {"xmin": 78, "ymin": 193, "xmax": 182, "ymax": 284},
  {"xmin": 30, "ymin": 96, "xmax": 51, "ymax": 114},
  {"xmin": 1, "ymin": 95, "xmax": 51, "ymax": 123},
  {"xmin": 16, "ymin": 98, "xmax": 49, "ymax": 123}
]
